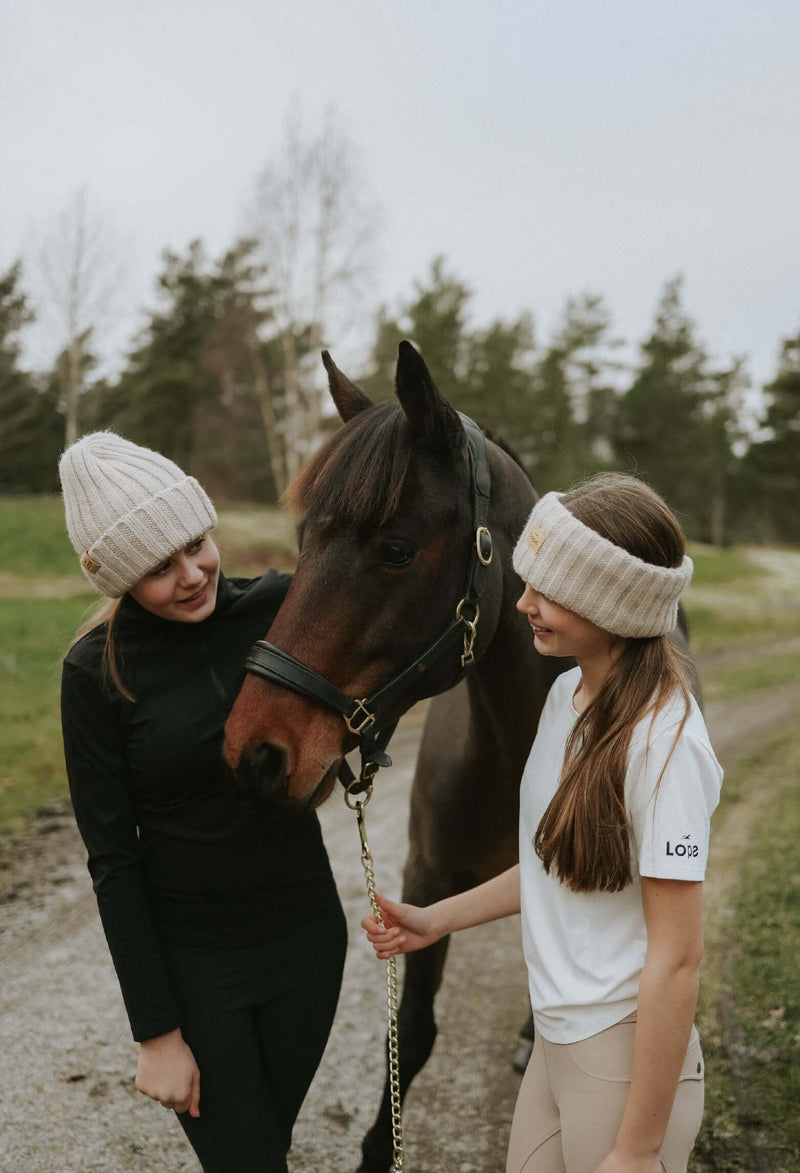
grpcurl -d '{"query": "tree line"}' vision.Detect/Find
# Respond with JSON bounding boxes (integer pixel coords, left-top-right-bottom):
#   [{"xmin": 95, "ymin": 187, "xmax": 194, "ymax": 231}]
[{"xmin": 1, "ymin": 236, "xmax": 798, "ymax": 546}]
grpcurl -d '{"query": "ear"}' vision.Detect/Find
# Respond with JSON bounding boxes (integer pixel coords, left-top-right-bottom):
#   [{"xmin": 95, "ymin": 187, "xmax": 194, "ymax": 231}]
[
  {"xmin": 395, "ymin": 340, "xmax": 465, "ymax": 451},
  {"xmin": 321, "ymin": 350, "xmax": 374, "ymax": 422}
]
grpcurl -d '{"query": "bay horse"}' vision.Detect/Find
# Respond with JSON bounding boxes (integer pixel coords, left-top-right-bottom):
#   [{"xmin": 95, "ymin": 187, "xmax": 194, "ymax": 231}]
[{"xmin": 223, "ymin": 342, "xmax": 694, "ymax": 1173}]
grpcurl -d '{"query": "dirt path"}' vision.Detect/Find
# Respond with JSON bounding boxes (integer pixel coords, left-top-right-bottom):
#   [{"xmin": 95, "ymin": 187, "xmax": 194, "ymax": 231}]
[{"xmin": 1, "ymin": 677, "xmax": 798, "ymax": 1173}]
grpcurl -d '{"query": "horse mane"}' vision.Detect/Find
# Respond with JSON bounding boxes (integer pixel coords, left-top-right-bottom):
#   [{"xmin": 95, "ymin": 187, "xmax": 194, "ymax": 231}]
[
  {"xmin": 478, "ymin": 425, "xmax": 527, "ymax": 476},
  {"xmin": 284, "ymin": 402, "xmax": 527, "ymax": 525},
  {"xmin": 284, "ymin": 402, "xmax": 415, "ymax": 526}
]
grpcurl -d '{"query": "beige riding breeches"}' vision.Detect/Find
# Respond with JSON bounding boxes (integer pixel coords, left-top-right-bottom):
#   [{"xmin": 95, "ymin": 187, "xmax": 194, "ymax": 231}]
[{"xmin": 506, "ymin": 1014, "xmax": 705, "ymax": 1173}]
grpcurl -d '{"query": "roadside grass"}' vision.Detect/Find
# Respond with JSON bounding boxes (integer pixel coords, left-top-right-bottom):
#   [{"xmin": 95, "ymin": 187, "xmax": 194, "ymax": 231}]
[
  {"xmin": 0, "ymin": 494, "xmax": 296, "ymax": 586},
  {"xmin": 683, "ymin": 543, "xmax": 800, "ymax": 655},
  {"xmin": 683, "ymin": 605, "xmax": 800, "ymax": 654},
  {"xmin": 694, "ymin": 730, "xmax": 800, "ymax": 1173},
  {"xmin": 0, "ymin": 495, "xmax": 78, "ymax": 577},
  {"xmin": 0, "ymin": 596, "xmax": 94, "ymax": 835},
  {"xmin": 687, "ymin": 544, "xmax": 760, "ymax": 585},
  {"xmin": 727, "ymin": 735, "xmax": 800, "ymax": 1171},
  {"xmin": 703, "ymin": 651, "xmax": 800, "ymax": 703}
]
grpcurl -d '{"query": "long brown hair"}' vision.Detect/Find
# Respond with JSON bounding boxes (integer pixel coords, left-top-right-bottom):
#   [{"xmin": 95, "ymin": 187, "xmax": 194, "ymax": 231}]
[
  {"xmin": 72, "ymin": 598, "xmax": 135, "ymax": 702},
  {"xmin": 533, "ymin": 473, "xmax": 691, "ymax": 893}
]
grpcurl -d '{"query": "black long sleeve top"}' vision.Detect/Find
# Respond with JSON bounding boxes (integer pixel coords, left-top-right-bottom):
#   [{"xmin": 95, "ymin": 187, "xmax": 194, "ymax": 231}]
[{"xmin": 61, "ymin": 572, "xmax": 339, "ymax": 1042}]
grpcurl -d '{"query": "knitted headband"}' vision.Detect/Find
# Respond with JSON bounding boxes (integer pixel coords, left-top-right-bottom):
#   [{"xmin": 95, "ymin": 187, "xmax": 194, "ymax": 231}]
[
  {"xmin": 59, "ymin": 432, "xmax": 217, "ymax": 597},
  {"xmin": 512, "ymin": 492, "xmax": 693, "ymax": 638}
]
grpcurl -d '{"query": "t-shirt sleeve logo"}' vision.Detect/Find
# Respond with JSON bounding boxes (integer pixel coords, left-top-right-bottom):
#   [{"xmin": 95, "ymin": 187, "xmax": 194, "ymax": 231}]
[{"xmin": 665, "ymin": 833, "xmax": 699, "ymax": 859}]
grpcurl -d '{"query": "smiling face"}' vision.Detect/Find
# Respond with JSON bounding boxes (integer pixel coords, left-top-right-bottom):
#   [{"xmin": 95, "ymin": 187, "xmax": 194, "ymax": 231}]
[
  {"xmin": 128, "ymin": 536, "xmax": 220, "ymax": 623},
  {"xmin": 515, "ymin": 583, "xmax": 621, "ymax": 663}
]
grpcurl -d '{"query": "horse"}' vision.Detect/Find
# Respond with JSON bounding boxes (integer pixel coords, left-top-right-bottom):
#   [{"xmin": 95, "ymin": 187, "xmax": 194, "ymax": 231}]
[{"xmin": 223, "ymin": 341, "xmax": 695, "ymax": 1173}]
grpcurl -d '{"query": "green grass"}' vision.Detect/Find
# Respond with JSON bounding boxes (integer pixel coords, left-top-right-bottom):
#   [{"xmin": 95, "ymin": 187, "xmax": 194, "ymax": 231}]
[
  {"xmin": 703, "ymin": 651, "xmax": 800, "ymax": 702},
  {"xmin": 0, "ymin": 494, "xmax": 296, "ymax": 584},
  {"xmin": 682, "ymin": 605, "xmax": 800, "ymax": 654},
  {"xmin": 694, "ymin": 731, "xmax": 800, "ymax": 1173},
  {"xmin": 729, "ymin": 744, "xmax": 800, "ymax": 1172},
  {"xmin": 0, "ymin": 495, "xmax": 80, "ymax": 577},
  {"xmin": 0, "ymin": 596, "xmax": 96, "ymax": 834},
  {"xmin": 687, "ymin": 543, "xmax": 761, "ymax": 585}
]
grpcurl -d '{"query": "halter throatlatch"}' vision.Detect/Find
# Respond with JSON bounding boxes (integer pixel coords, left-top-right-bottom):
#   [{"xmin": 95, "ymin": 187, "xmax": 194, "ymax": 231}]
[{"xmin": 243, "ymin": 414, "xmax": 493, "ymax": 794}]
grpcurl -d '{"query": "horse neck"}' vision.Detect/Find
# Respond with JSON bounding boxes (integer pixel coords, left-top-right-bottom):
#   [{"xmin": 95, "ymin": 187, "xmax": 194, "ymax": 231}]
[{"xmin": 466, "ymin": 571, "xmax": 558, "ymax": 746}]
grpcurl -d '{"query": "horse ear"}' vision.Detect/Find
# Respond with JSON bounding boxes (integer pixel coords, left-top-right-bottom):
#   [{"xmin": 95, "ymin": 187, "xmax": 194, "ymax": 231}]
[
  {"xmin": 395, "ymin": 340, "xmax": 465, "ymax": 451},
  {"xmin": 321, "ymin": 351, "xmax": 374, "ymax": 422}
]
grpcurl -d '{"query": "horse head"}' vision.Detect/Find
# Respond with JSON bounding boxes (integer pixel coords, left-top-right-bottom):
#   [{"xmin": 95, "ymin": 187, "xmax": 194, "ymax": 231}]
[{"xmin": 224, "ymin": 341, "xmax": 532, "ymax": 806}]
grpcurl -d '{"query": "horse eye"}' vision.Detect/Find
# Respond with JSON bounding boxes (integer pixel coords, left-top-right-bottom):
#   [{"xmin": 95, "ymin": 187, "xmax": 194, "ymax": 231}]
[{"xmin": 378, "ymin": 540, "xmax": 414, "ymax": 567}]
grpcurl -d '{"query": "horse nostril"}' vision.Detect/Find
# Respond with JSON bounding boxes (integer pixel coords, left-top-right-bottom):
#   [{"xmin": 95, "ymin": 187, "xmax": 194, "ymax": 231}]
[
  {"xmin": 251, "ymin": 742, "xmax": 288, "ymax": 788},
  {"xmin": 233, "ymin": 741, "xmax": 290, "ymax": 807}
]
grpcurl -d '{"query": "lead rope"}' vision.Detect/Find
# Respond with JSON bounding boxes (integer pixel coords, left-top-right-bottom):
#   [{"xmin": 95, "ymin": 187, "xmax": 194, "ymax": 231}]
[{"xmin": 345, "ymin": 782, "xmax": 405, "ymax": 1172}]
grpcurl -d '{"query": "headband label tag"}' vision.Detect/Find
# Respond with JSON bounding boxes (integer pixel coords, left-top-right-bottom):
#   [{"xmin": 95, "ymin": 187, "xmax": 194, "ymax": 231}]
[
  {"xmin": 526, "ymin": 526, "xmax": 547, "ymax": 553},
  {"xmin": 81, "ymin": 552, "xmax": 101, "ymax": 574}
]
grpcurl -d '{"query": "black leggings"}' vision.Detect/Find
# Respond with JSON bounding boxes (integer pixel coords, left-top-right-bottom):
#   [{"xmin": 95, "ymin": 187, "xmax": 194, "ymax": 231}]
[{"xmin": 162, "ymin": 900, "xmax": 347, "ymax": 1173}]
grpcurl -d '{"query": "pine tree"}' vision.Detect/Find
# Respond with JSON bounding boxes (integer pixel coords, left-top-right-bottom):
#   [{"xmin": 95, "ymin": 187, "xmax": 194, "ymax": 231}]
[
  {"xmin": 0, "ymin": 262, "xmax": 62, "ymax": 493},
  {"xmin": 743, "ymin": 330, "xmax": 800, "ymax": 541},
  {"xmin": 615, "ymin": 277, "xmax": 743, "ymax": 542},
  {"xmin": 101, "ymin": 240, "xmax": 299, "ymax": 501}
]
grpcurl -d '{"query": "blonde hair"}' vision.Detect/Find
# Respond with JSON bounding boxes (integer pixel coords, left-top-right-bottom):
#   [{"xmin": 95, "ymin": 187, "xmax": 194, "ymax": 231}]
[
  {"xmin": 72, "ymin": 598, "xmax": 135, "ymax": 702},
  {"xmin": 533, "ymin": 473, "xmax": 691, "ymax": 893}
]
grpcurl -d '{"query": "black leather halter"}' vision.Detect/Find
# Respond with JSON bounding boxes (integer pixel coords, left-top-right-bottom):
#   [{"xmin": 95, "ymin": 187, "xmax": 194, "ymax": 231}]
[{"xmin": 243, "ymin": 414, "xmax": 494, "ymax": 795}]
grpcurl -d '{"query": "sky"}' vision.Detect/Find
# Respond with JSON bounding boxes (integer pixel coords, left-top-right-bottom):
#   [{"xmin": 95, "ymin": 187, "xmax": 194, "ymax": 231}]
[{"xmin": 2, "ymin": 0, "xmax": 800, "ymax": 395}]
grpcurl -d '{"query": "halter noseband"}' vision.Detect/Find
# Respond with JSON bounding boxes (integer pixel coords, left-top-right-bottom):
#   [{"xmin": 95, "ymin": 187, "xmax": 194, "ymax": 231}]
[{"xmin": 243, "ymin": 414, "xmax": 493, "ymax": 795}]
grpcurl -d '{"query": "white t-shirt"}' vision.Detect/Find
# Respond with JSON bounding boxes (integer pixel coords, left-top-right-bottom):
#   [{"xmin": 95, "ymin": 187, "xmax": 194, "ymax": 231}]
[{"xmin": 519, "ymin": 666, "xmax": 722, "ymax": 1044}]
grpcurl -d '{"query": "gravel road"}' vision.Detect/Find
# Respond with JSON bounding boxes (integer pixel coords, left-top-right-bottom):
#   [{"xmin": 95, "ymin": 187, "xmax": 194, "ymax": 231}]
[
  {"xmin": 0, "ymin": 719, "xmax": 525, "ymax": 1173},
  {"xmin": 2, "ymin": 681, "xmax": 799, "ymax": 1173}
]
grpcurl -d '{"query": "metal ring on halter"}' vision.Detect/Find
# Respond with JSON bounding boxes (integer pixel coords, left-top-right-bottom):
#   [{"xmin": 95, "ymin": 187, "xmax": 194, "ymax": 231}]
[
  {"xmin": 344, "ymin": 779, "xmax": 374, "ymax": 809},
  {"xmin": 454, "ymin": 598, "xmax": 480, "ymax": 625}
]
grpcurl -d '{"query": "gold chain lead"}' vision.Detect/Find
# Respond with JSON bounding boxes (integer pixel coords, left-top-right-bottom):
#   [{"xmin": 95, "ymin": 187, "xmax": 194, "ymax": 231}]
[{"xmin": 354, "ymin": 797, "xmax": 405, "ymax": 1172}]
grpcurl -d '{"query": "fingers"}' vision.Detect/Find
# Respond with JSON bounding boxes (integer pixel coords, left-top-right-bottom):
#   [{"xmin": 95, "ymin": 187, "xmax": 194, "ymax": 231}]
[
  {"xmin": 375, "ymin": 891, "xmax": 407, "ymax": 927},
  {"xmin": 372, "ymin": 891, "xmax": 396, "ymax": 927},
  {"xmin": 360, "ymin": 914, "xmax": 405, "ymax": 942},
  {"xmin": 189, "ymin": 1069, "xmax": 201, "ymax": 1118},
  {"xmin": 360, "ymin": 915, "xmax": 406, "ymax": 958}
]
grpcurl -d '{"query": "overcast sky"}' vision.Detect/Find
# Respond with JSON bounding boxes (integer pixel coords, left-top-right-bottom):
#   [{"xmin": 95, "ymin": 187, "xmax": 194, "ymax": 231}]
[{"xmin": 2, "ymin": 0, "xmax": 799, "ymax": 391}]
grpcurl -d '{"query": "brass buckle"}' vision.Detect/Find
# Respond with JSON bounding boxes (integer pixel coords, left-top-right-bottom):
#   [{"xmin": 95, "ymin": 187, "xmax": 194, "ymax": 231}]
[
  {"xmin": 475, "ymin": 526, "xmax": 493, "ymax": 566},
  {"xmin": 344, "ymin": 699, "xmax": 376, "ymax": 736}
]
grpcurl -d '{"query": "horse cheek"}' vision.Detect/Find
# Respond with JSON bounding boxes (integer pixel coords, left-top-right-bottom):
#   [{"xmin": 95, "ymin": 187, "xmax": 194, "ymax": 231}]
[{"xmin": 224, "ymin": 677, "xmax": 268, "ymax": 770}]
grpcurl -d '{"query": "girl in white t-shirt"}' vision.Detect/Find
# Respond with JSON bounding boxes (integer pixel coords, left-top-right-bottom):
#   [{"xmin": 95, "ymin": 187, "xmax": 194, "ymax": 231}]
[{"xmin": 363, "ymin": 472, "xmax": 722, "ymax": 1173}]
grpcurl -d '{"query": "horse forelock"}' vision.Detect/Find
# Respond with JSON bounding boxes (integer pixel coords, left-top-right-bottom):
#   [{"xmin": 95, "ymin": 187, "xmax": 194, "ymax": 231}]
[{"xmin": 284, "ymin": 402, "xmax": 418, "ymax": 527}]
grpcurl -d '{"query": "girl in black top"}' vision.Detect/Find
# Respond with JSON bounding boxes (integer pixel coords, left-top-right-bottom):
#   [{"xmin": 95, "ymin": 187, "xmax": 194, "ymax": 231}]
[{"xmin": 59, "ymin": 432, "xmax": 345, "ymax": 1173}]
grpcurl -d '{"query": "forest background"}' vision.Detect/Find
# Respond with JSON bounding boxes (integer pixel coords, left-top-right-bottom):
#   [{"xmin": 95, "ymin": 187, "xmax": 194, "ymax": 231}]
[{"xmin": 2, "ymin": 164, "xmax": 798, "ymax": 547}]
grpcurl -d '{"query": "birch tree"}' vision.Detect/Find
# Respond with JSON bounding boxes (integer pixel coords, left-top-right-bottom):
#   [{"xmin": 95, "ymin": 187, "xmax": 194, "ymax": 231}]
[
  {"xmin": 34, "ymin": 189, "xmax": 127, "ymax": 445},
  {"xmin": 248, "ymin": 110, "xmax": 379, "ymax": 481}
]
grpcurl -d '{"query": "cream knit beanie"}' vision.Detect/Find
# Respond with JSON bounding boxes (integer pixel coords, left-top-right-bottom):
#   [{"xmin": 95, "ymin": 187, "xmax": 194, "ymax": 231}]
[
  {"xmin": 59, "ymin": 432, "xmax": 217, "ymax": 597},
  {"xmin": 512, "ymin": 492, "xmax": 693, "ymax": 638}
]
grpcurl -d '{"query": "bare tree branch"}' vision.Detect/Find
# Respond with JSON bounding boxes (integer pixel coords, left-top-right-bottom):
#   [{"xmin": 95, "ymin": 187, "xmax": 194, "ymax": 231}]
[{"xmin": 33, "ymin": 189, "xmax": 129, "ymax": 444}]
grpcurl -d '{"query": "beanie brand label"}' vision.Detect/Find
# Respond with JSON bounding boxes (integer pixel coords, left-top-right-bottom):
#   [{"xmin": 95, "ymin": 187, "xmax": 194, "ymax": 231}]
[
  {"xmin": 81, "ymin": 552, "xmax": 101, "ymax": 574},
  {"xmin": 526, "ymin": 526, "xmax": 547, "ymax": 553}
]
